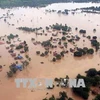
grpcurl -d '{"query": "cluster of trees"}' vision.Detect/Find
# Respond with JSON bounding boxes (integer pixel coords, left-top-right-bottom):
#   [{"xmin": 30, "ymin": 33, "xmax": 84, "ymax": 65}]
[
  {"xmin": 0, "ymin": 0, "xmax": 100, "ymax": 8},
  {"xmin": 62, "ymin": 36, "xmax": 66, "ymax": 41},
  {"xmin": 73, "ymin": 74, "xmax": 90, "ymax": 99},
  {"xmin": 91, "ymin": 37, "xmax": 100, "ymax": 52},
  {"xmin": 57, "ymin": 9, "xmax": 69, "ymax": 15},
  {"xmin": 79, "ymin": 29, "xmax": 86, "ymax": 34},
  {"xmin": 0, "ymin": 0, "xmax": 71, "ymax": 8},
  {"xmin": 94, "ymin": 94, "xmax": 100, "ymax": 100},
  {"xmin": 73, "ymin": 68, "xmax": 100, "ymax": 99},
  {"xmin": 17, "ymin": 27, "xmax": 42, "ymax": 32},
  {"xmin": 43, "ymin": 91, "xmax": 74, "ymax": 100},
  {"xmin": 41, "ymin": 40, "xmax": 51, "ymax": 47},
  {"xmin": 7, "ymin": 34, "xmax": 18, "ymax": 40},
  {"xmin": 16, "ymin": 41, "xmax": 29, "ymax": 52},
  {"xmin": 74, "ymin": 47, "xmax": 94, "ymax": 57},
  {"xmin": 73, "ymin": 0, "xmax": 100, "ymax": 3},
  {"xmin": 25, "ymin": 55, "xmax": 31, "ymax": 61},
  {"xmin": 7, "ymin": 61, "xmax": 29, "ymax": 77},
  {"xmin": 81, "ymin": 10, "xmax": 100, "ymax": 14},
  {"xmin": 81, "ymin": 6, "xmax": 100, "ymax": 11},
  {"xmin": 16, "ymin": 44, "xmax": 23, "ymax": 50},
  {"xmin": 52, "ymin": 23, "xmax": 71, "ymax": 32},
  {"xmin": 52, "ymin": 51, "xmax": 67, "ymax": 62},
  {"xmin": 39, "ymin": 51, "xmax": 49, "ymax": 57}
]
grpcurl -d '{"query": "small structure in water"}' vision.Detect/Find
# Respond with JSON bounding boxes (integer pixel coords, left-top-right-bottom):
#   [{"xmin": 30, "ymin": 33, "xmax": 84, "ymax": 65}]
[{"xmin": 15, "ymin": 64, "xmax": 23, "ymax": 71}]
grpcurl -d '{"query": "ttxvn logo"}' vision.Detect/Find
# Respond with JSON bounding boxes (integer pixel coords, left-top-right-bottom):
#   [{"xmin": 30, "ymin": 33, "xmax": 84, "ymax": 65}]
[{"xmin": 15, "ymin": 78, "xmax": 86, "ymax": 90}]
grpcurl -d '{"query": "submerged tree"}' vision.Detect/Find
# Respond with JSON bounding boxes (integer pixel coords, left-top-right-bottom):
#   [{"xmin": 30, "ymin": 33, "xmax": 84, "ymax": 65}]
[
  {"xmin": 93, "ymin": 28, "xmax": 96, "ymax": 33},
  {"xmin": 86, "ymin": 68, "xmax": 97, "ymax": 77},
  {"xmin": 7, "ymin": 71, "xmax": 13, "ymax": 77},
  {"xmin": 94, "ymin": 94, "xmax": 100, "ymax": 100}
]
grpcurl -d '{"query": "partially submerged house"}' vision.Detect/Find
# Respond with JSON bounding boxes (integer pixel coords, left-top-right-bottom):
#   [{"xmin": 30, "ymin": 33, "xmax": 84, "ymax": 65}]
[{"xmin": 15, "ymin": 64, "xmax": 23, "ymax": 71}]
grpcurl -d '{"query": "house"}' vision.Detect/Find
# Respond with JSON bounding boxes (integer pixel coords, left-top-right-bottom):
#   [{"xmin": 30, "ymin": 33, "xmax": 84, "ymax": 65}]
[
  {"xmin": 17, "ymin": 55, "xmax": 23, "ymax": 59},
  {"xmin": 15, "ymin": 64, "xmax": 23, "ymax": 71}
]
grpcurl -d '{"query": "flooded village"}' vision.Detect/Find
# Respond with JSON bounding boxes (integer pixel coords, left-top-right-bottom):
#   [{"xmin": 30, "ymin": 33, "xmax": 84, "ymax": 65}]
[{"xmin": 0, "ymin": 2, "xmax": 100, "ymax": 100}]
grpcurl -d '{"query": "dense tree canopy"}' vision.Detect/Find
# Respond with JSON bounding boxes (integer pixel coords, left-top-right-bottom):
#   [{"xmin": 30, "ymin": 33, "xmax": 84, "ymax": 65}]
[{"xmin": 0, "ymin": 0, "xmax": 100, "ymax": 8}]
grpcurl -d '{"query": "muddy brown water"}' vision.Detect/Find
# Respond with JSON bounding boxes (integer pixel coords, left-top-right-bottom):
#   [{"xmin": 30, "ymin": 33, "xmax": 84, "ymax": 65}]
[{"xmin": 0, "ymin": 4, "xmax": 100, "ymax": 100}]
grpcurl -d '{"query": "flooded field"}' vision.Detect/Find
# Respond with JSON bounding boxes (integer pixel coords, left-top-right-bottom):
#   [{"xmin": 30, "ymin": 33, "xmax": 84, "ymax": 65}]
[{"xmin": 0, "ymin": 3, "xmax": 100, "ymax": 100}]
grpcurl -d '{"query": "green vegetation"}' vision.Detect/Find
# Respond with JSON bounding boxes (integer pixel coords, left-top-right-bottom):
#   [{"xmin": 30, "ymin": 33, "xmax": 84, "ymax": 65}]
[
  {"xmin": 91, "ymin": 37, "xmax": 100, "ymax": 52},
  {"xmin": 0, "ymin": 0, "xmax": 100, "ymax": 8},
  {"xmin": 7, "ymin": 60, "xmax": 29, "ymax": 77},
  {"xmin": 52, "ymin": 23, "xmax": 71, "ymax": 32},
  {"xmin": 17, "ymin": 27, "xmax": 42, "ymax": 32},
  {"xmin": 62, "ymin": 36, "xmax": 66, "ymax": 41},
  {"xmin": 16, "ymin": 44, "xmax": 23, "ymax": 50},
  {"xmin": 81, "ymin": 6, "xmax": 100, "ymax": 11},
  {"xmin": 56, "ymin": 54, "xmax": 61, "ymax": 60},
  {"xmin": 94, "ymin": 94, "xmax": 100, "ymax": 100},
  {"xmin": 43, "ymin": 91, "xmax": 74, "ymax": 100},
  {"xmin": 7, "ymin": 34, "xmax": 18, "ymax": 40},
  {"xmin": 79, "ymin": 29, "xmax": 86, "ymax": 34},
  {"xmin": 74, "ymin": 48, "xmax": 94, "ymax": 57},
  {"xmin": 73, "ymin": 68, "xmax": 100, "ymax": 99}
]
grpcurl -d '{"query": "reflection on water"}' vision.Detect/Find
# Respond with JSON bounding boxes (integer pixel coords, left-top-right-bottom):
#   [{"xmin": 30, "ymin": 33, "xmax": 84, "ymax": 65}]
[{"xmin": 0, "ymin": 3, "xmax": 100, "ymax": 100}]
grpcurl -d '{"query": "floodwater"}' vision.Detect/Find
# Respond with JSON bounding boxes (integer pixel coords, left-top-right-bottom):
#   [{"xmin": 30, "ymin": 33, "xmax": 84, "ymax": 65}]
[
  {"xmin": 45, "ymin": 2, "xmax": 100, "ymax": 10},
  {"xmin": 0, "ymin": 3, "xmax": 100, "ymax": 100}
]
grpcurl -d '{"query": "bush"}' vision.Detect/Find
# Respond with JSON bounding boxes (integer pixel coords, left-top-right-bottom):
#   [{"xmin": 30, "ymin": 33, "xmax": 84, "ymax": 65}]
[
  {"xmin": 56, "ymin": 54, "xmax": 61, "ymax": 60},
  {"xmin": 62, "ymin": 32, "xmax": 67, "ymax": 35},
  {"xmin": 97, "ymin": 70, "xmax": 100, "ymax": 75},
  {"xmin": 87, "ymin": 35, "xmax": 91, "ymax": 39},
  {"xmin": 93, "ymin": 29, "xmax": 96, "ymax": 32},
  {"xmin": 91, "ymin": 40, "xmax": 98, "ymax": 46},
  {"xmin": 24, "ymin": 46, "xmax": 29, "ymax": 52},
  {"xmin": 60, "ymin": 51, "xmax": 64, "ymax": 57},
  {"xmin": 25, "ymin": 55, "xmax": 29, "ymax": 58},
  {"xmin": 58, "ymin": 41, "xmax": 61, "ymax": 45},
  {"xmin": 75, "ymin": 27, "xmax": 78, "ymax": 31},
  {"xmin": 7, "ymin": 71, "xmax": 13, "ymax": 77},
  {"xmin": 7, "ymin": 34, "xmax": 15, "ymax": 40},
  {"xmin": 28, "ymin": 58, "xmax": 31, "ymax": 61},
  {"xmin": 68, "ymin": 39, "xmax": 73, "ymax": 42},
  {"xmin": 87, "ymin": 48, "xmax": 94, "ymax": 54},
  {"xmin": 62, "ymin": 36, "xmax": 66, "ymax": 41},
  {"xmin": 52, "ymin": 58, "xmax": 56, "ymax": 62},
  {"xmin": 44, "ymin": 51, "xmax": 49, "ymax": 55},
  {"xmin": 94, "ymin": 94, "xmax": 100, "ymax": 100},
  {"xmin": 79, "ymin": 29, "xmax": 86, "ymax": 34},
  {"xmin": 54, "ymin": 78, "xmax": 60, "ymax": 82},
  {"xmin": 73, "ymin": 74, "xmax": 90, "ymax": 100},
  {"xmin": 40, "ymin": 53, "xmax": 45, "ymax": 57},
  {"xmin": 77, "ymin": 48, "xmax": 87, "ymax": 55},
  {"xmin": 36, "ymin": 51, "xmax": 40, "ymax": 55},
  {"xmin": 9, "ymin": 66, "xmax": 17, "ymax": 74},
  {"xmin": 16, "ymin": 45, "xmax": 23, "ymax": 49},
  {"xmin": 86, "ymin": 68, "xmax": 97, "ymax": 77},
  {"xmin": 83, "ymin": 47, "xmax": 88, "ymax": 52},
  {"xmin": 74, "ymin": 51, "xmax": 82, "ymax": 57}
]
